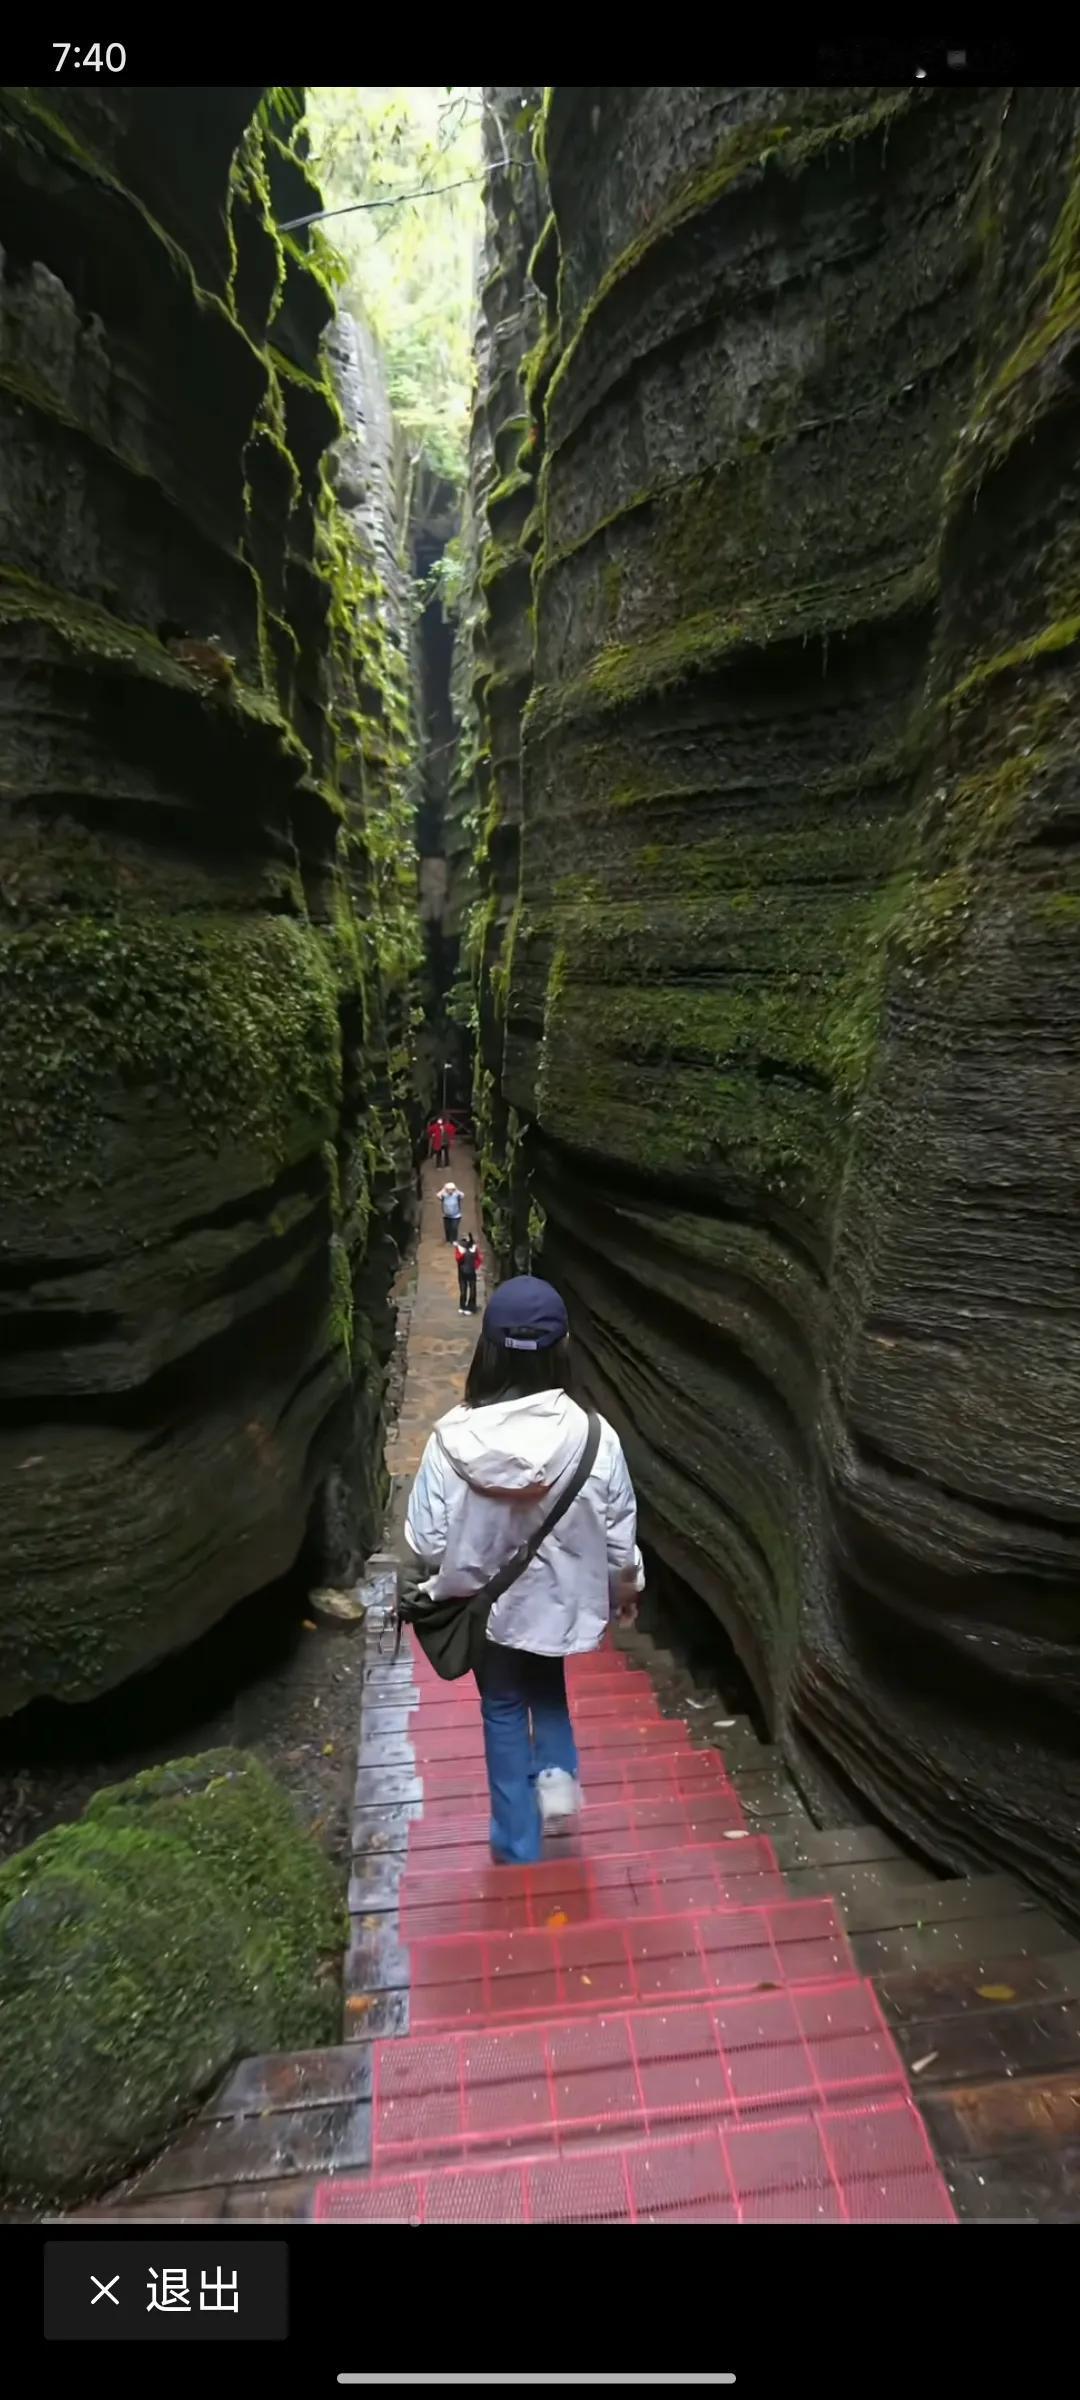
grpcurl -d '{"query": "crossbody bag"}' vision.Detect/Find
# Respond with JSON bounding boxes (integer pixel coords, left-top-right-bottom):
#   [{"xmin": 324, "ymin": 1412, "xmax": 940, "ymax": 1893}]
[{"xmin": 395, "ymin": 1408, "xmax": 601, "ymax": 1681}]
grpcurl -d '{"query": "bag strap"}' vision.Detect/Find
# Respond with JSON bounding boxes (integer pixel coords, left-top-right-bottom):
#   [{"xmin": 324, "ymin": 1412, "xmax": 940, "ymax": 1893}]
[{"xmin": 467, "ymin": 1407, "xmax": 602, "ymax": 1621}]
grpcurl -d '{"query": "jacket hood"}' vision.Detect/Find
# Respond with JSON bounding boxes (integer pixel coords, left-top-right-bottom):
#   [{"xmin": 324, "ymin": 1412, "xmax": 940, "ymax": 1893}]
[{"xmin": 435, "ymin": 1390, "xmax": 586, "ymax": 1499}]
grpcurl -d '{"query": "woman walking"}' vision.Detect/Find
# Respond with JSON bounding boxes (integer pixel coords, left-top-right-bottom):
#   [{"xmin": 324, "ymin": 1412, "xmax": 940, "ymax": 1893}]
[
  {"xmin": 454, "ymin": 1231, "xmax": 483, "ymax": 1315},
  {"xmin": 403, "ymin": 1277, "xmax": 644, "ymax": 1864}
]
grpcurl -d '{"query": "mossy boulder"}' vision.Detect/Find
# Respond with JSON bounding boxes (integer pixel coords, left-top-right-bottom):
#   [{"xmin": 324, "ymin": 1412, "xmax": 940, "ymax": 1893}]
[{"xmin": 0, "ymin": 1750, "xmax": 344, "ymax": 2206}]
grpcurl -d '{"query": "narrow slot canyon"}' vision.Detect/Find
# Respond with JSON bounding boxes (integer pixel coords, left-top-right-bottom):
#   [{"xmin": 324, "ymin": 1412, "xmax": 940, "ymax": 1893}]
[{"xmin": 1, "ymin": 77, "xmax": 1079, "ymax": 2237}]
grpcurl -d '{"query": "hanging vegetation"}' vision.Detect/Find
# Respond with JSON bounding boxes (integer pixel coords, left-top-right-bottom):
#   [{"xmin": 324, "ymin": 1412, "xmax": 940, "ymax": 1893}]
[{"xmin": 305, "ymin": 87, "xmax": 484, "ymax": 488}]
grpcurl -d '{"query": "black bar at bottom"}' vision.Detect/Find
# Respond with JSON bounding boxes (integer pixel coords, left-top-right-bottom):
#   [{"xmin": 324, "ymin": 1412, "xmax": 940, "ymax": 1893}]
[{"xmin": 44, "ymin": 2240, "xmax": 288, "ymax": 2341}]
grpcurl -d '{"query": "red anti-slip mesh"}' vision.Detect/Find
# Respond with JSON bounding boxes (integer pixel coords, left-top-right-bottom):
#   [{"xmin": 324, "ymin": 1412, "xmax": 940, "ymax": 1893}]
[
  {"xmin": 316, "ymin": 2099, "xmax": 954, "ymax": 2222},
  {"xmin": 362, "ymin": 1635, "xmax": 959, "ymax": 2225},
  {"xmin": 417, "ymin": 1748, "xmax": 734, "ymax": 1808},
  {"xmin": 409, "ymin": 1721, "xmax": 693, "ymax": 1766},
  {"xmin": 405, "ymin": 1682, "xmax": 647, "ymax": 1718},
  {"xmin": 405, "ymin": 1788, "xmax": 751, "ymax": 1868},
  {"xmin": 404, "ymin": 1897, "xmax": 853, "ymax": 2031},
  {"xmin": 410, "ymin": 1716, "xmax": 693, "ymax": 1765},
  {"xmin": 408, "ymin": 1685, "xmax": 666, "ymax": 1733},
  {"xmin": 372, "ymin": 1980, "xmax": 906, "ymax": 2162},
  {"xmin": 407, "ymin": 1666, "xmax": 649, "ymax": 1712},
  {"xmin": 398, "ymin": 1839, "xmax": 783, "ymax": 1936}
]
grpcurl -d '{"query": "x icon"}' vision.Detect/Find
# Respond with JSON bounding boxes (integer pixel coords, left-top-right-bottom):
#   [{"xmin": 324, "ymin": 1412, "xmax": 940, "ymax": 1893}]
[{"xmin": 90, "ymin": 2274, "xmax": 120, "ymax": 2306}]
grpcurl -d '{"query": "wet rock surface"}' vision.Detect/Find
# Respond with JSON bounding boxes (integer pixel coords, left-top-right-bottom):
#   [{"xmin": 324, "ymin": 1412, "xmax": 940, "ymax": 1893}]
[{"xmin": 465, "ymin": 88, "xmax": 1080, "ymax": 1923}]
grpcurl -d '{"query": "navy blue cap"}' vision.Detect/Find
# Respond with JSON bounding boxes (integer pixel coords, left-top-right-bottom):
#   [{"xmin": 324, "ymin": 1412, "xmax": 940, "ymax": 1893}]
[{"xmin": 483, "ymin": 1275, "xmax": 569, "ymax": 1352}]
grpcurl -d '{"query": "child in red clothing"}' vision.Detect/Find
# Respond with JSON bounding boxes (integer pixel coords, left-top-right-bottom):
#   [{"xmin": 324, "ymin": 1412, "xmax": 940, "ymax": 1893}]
[{"xmin": 454, "ymin": 1232, "xmax": 483, "ymax": 1315}]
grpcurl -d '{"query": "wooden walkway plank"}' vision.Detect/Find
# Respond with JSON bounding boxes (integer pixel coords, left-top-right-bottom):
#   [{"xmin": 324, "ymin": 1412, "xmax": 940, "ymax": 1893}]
[
  {"xmin": 852, "ymin": 1911, "xmax": 1075, "ymax": 1977},
  {"xmin": 876, "ymin": 1948, "xmax": 1080, "ymax": 2025},
  {"xmin": 922, "ymin": 2069, "xmax": 1080, "ymax": 2163},
  {"xmin": 117, "ymin": 2099, "xmax": 373, "ymax": 2199},
  {"xmin": 946, "ymin": 2145, "xmax": 1080, "ymax": 2222},
  {"xmin": 794, "ymin": 1870, "xmax": 1038, "ymax": 1936},
  {"xmin": 893, "ymin": 1996, "xmax": 1080, "ymax": 2088}
]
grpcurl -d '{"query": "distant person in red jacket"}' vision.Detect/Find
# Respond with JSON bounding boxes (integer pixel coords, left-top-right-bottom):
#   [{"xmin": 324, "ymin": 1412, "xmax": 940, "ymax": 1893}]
[
  {"xmin": 428, "ymin": 1116, "xmax": 451, "ymax": 1167},
  {"xmin": 454, "ymin": 1233, "xmax": 483, "ymax": 1315}
]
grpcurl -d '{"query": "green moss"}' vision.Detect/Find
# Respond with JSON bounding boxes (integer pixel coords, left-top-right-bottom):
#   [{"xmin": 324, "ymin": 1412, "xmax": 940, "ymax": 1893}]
[
  {"xmin": 601, "ymin": 555, "xmax": 625, "ymax": 625},
  {"xmin": 269, "ymin": 342, "xmax": 346, "ymax": 439},
  {"xmin": 494, "ymin": 412, "xmax": 529, "ymax": 466},
  {"xmin": 523, "ymin": 324, "xmax": 560, "ymax": 412},
  {"xmin": 487, "ymin": 467, "xmax": 534, "ymax": 514},
  {"xmin": 328, "ymin": 1231, "xmax": 355, "ymax": 1363},
  {"xmin": 1, "ymin": 84, "xmax": 424, "ymax": 1442},
  {"xmin": 1030, "ymin": 888, "xmax": 1080, "ymax": 925},
  {"xmin": 0, "ymin": 910, "xmax": 343, "ymax": 1198},
  {"xmin": 278, "ymin": 225, "xmax": 339, "ymax": 322},
  {"xmin": 526, "ymin": 1197, "xmax": 548, "ymax": 1259},
  {"xmin": 490, "ymin": 897, "xmax": 524, "ymax": 1022},
  {"xmin": 888, "ymin": 865, "xmax": 975, "ymax": 960},
  {"xmin": 228, "ymin": 121, "xmax": 285, "ymax": 330},
  {"xmin": 950, "ymin": 139, "xmax": 1080, "ymax": 489},
  {"xmin": 3, "ymin": 88, "xmax": 115, "ymax": 182},
  {"xmin": 533, "ymin": 89, "xmax": 552, "ymax": 177},
  {"xmin": 1, "ymin": 92, "xmax": 278, "ymax": 418},
  {"xmin": 552, "ymin": 974, "xmax": 850, "ymax": 1087},
  {"xmin": 0, "ymin": 565, "xmax": 297, "ymax": 748},
  {"xmin": 819, "ymin": 878, "xmax": 906, "ymax": 1097},
  {"xmin": 245, "ymin": 403, "xmax": 302, "ymax": 516},
  {"xmin": 2, "ymin": 818, "xmax": 303, "ymax": 922},
  {"xmin": 464, "ymin": 893, "xmax": 499, "ymax": 973},
  {"xmin": 480, "ymin": 664, "xmax": 532, "ymax": 707},
  {"xmin": 0, "ymin": 1751, "xmax": 343, "ymax": 2205},
  {"xmin": 945, "ymin": 615, "xmax": 1080, "ymax": 714},
  {"xmin": 546, "ymin": 93, "xmax": 914, "ymax": 425},
  {"xmin": 479, "ymin": 537, "xmax": 532, "ymax": 593},
  {"xmin": 528, "ymin": 211, "xmax": 558, "ymax": 291},
  {"xmin": 520, "ymin": 503, "xmax": 544, "ymax": 555},
  {"xmin": 539, "ymin": 1042, "xmax": 838, "ymax": 1196},
  {"xmin": 914, "ymin": 684, "xmax": 1070, "ymax": 881},
  {"xmin": 529, "ymin": 555, "xmax": 936, "ymax": 731}
]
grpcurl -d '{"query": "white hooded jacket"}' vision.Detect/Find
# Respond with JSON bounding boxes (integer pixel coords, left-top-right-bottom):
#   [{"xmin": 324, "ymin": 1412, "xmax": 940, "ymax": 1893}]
[{"xmin": 403, "ymin": 1390, "xmax": 645, "ymax": 1657}]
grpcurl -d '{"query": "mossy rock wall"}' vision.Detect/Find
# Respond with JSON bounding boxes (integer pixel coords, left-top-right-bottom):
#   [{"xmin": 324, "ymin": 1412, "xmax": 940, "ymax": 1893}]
[
  {"xmin": 0, "ymin": 89, "xmax": 419, "ymax": 1713},
  {"xmin": 469, "ymin": 87, "xmax": 1080, "ymax": 1924},
  {"xmin": 0, "ymin": 1749, "xmax": 343, "ymax": 2204},
  {"xmin": 451, "ymin": 88, "xmax": 546, "ymax": 1269}
]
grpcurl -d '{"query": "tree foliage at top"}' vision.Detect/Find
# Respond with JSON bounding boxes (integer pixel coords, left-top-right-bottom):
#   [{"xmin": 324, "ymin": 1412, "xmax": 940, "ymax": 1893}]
[{"xmin": 305, "ymin": 87, "xmax": 483, "ymax": 488}]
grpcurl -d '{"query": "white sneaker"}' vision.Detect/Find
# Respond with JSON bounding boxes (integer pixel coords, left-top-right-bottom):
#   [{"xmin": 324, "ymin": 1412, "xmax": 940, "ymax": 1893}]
[{"xmin": 537, "ymin": 1767, "xmax": 583, "ymax": 1831}]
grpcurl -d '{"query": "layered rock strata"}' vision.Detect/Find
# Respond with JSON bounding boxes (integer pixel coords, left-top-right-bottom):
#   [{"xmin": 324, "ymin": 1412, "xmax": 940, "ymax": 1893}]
[
  {"xmin": 0, "ymin": 88, "xmax": 419, "ymax": 1711},
  {"xmin": 467, "ymin": 86, "xmax": 1080, "ymax": 1923},
  {"xmin": 453, "ymin": 87, "xmax": 546, "ymax": 1263}
]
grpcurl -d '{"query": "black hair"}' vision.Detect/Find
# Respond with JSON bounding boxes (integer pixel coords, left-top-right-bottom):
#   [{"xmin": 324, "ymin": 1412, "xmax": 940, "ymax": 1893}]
[{"xmin": 464, "ymin": 1333, "xmax": 572, "ymax": 1408}]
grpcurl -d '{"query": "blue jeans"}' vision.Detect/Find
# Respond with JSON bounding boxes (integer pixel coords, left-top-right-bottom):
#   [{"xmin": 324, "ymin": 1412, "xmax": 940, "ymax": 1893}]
[{"xmin": 476, "ymin": 1643, "xmax": 579, "ymax": 1865}]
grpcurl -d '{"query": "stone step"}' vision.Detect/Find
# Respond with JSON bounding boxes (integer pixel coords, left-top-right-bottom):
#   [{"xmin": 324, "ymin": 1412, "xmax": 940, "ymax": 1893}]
[
  {"xmin": 366, "ymin": 1983, "xmax": 916, "ymax": 2171},
  {"xmin": 315, "ymin": 2097, "xmax": 953, "ymax": 2224}
]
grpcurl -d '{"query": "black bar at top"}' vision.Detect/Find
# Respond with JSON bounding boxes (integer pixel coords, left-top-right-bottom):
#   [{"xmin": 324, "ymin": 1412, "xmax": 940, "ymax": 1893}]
[{"xmin": 1, "ymin": 42, "xmax": 1058, "ymax": 90}]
